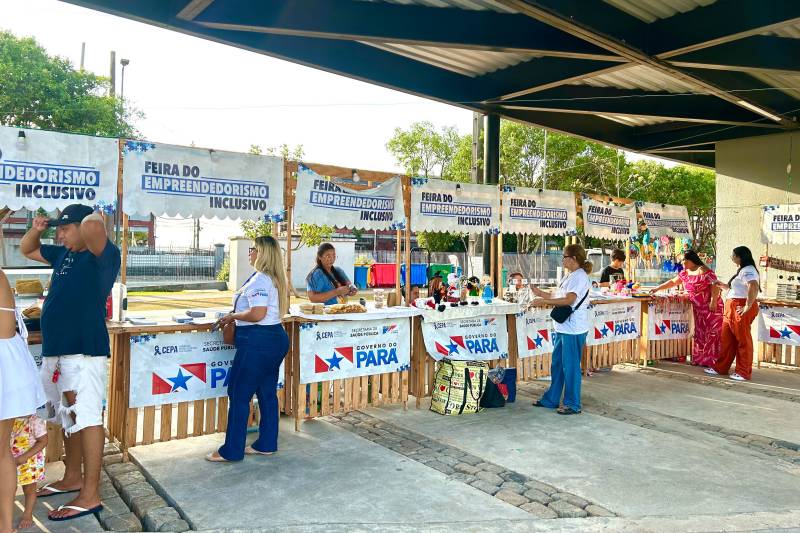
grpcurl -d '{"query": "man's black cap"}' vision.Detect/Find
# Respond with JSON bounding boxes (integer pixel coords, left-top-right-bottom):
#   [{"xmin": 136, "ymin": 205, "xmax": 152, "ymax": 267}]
[{"xmin": 48, "ymin": 204, "xmax": 94, "ymax": 227}]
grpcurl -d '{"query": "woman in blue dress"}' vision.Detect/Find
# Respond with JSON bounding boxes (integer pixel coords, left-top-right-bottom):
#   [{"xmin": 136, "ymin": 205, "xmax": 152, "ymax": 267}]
[{"xmin": 306, "ymin": 243, "xmax": 356, "ymax": 305}]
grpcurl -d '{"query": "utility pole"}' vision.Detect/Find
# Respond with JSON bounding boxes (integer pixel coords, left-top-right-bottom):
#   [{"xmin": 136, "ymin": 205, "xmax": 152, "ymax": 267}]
[
  {"xmin": 193, "ymin": 218, "xmax": 201, "ymax": 249},
  {"xmin": 109, "ymin": 51, "xmax": 116, "ymax": 96},
  {"xmin": 80, "ymin": 42, "xmax": 86, "ymax": 70}
]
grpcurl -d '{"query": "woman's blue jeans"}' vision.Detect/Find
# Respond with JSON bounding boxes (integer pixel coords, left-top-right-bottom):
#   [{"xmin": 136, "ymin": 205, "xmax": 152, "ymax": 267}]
[
  {"xmin": 539, "ymin": 331, "xmax": 587, "ymax": 412},
  {"xmin": 218, "ymin": 324, "xmax": 289, "ymax": 461}
]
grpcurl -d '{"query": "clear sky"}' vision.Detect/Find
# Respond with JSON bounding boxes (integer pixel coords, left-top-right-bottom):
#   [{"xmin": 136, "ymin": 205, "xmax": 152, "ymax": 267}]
[{"xmin": 2, "ymin": 0, "xmax": 671, "ymax": 247}]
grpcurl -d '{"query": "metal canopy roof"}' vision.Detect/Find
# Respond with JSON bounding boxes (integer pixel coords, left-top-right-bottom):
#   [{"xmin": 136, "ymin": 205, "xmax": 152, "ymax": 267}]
[{"xmin": 63, "ymin": 0, "xmax": 800, "ymax": 168}]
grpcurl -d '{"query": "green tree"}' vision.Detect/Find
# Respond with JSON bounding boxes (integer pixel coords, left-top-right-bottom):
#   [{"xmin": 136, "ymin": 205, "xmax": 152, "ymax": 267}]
[
  {"xmin": 0, "ymin": 31, "xmax": 141, "ymax": 137},
  {"xmin": 242, "ymin": 143, "xmax": 332, "ymax": 248},
  {"xmin": 416, "ymin": 231, "xmax": 465, "ymax": 252},
  {"xmin": 387, "ymin": 121, "xmax": 459, "ymax": 178}
]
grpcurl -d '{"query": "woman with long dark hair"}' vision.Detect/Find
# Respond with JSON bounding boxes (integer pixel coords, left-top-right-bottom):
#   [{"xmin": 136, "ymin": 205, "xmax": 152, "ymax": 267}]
[
  {"xmin": 650, "ymin": 250, "xmax": 723, "ymax": 367},
  {"xmin": 306, "ymin": 243, "xmax": 356, "ymax": 305},
  {"xmin": 207, "ymin": 236, "xmax": 290, "ymax": 462},
  {"xmin": 705, "ymin": 246, "xmax": 761, "ymax": 381}
]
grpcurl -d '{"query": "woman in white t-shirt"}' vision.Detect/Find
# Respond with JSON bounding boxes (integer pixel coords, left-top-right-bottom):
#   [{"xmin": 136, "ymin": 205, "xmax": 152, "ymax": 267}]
[
  {"xmin": 529, "ymin": 244, "xmax": 593, "ymax": 415},
  {"xmin": 207, "ymin": 236, "xmax": 290, "ymax": 462},
  {"xmin": 705, "ymin": 246, "xmax": 760, "ymax": 381}
]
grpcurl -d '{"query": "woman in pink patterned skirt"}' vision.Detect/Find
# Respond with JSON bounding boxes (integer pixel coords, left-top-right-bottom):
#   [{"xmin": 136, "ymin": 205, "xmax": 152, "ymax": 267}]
[{"xmin": 650, "ymin": 250, "xmax": 723, "ymax": 367}]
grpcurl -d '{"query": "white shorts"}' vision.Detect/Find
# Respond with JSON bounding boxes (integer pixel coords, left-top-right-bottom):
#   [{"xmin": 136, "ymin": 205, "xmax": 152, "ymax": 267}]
[{"xmin": 40, "ymin": 355, "xmax": 107, "ymax": 436}]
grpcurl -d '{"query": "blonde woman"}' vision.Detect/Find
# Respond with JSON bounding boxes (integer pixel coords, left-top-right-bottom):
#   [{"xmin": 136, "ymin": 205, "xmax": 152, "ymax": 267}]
[
  {"xmin": 207, "ymin": 236, "xmax": 290, "ymax": 462},
  {"xmin": 529, "ymin": 244, "xmax": 593, "ymax": 415}
]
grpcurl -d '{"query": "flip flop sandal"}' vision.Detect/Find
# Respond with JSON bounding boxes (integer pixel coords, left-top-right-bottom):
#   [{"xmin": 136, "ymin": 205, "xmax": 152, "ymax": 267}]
[
  {"xmin": 245, "ymin": 446, "xmax": 274, "ymax": 456},
  {"xmin": 532, "ymin": 400, "xmax": 552, "ymax": 408},
  {"xmin": 37, "ymin": 484, "xmax": 81, "ymax": 498},
  {"xmin": 557, "ymin": 407, "xmax": 581, "ymax": 415},
  {"xmin": 205, "ymin": 452, "xmax": 232, "ymax": 462},
  {"xmin": 48, "ymin": 504, "xmax": 103, "ymax": 522}
]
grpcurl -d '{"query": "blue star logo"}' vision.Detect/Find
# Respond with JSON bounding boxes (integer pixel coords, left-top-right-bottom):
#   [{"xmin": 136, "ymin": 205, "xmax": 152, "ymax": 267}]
[
  {"xmin": 168, "ymin": 369, "xmax": 192, "ymax": 392},
  {"xmin": 601, "ymin": 326, "xmax": 610, "ymax": 337},
  {"xmin": 326, "ymin": 352, "xmax": 344, "ymax": 370},
  {"xmin": 534, "ymin": 336, "xmax": 544, "ymax": 348},
  {"xmin": 780, "ymin": 327, "xmax": 792, "ymax": 339},
  {"xmin": 447, "ymin": 342, "xmax": 459, "ymax": 354},
  {"xmin": 659, "ymin": 324, "xmax": 667, "ymax": 334}
]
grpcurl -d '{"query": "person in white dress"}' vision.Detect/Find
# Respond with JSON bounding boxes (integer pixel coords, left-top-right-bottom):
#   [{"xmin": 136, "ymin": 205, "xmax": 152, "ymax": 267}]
[{"xmin": 0, "ymin": 270, "xmax": 45, "ymax": 533}]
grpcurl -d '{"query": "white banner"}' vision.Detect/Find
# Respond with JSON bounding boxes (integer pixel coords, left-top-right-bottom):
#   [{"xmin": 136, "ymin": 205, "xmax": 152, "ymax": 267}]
[
  {"xmin": 514, "ymin": 308, "xmax": 554, "ymax": 358},
  {"xmin": 410, "ymin": 178, "xmax": 500, "ymax": 234},
  {"xmin": 637, "ymin": 202, "xmax": 692, "ymax": 239},
  {"xmin": 298, "ymin": 318, "xmax": 411, "ymax": 384},
  {"xmin": 421, "ymin": 314, "xmax": 509, "ymax": 361},
  {"xmin": 647, "ymin": 299, "xmax": 692, "ymax": 340},
  {"xmin": 294, "ymin": 164, "xmax": 406, "ymax": 230},
  {"xmin": 586, "ymin": 301, "xmax": 642, "ymax": 346},
  {"xmin": 502, "ymin": 186, "xmax": 577, "ymax": 236},
  {"xmin": 761, "ymin": 204, "xmax": 800, "ymax": 245},
  {"xmin": 758, "ymin": 305, "xmax": 800, "ymax": 346},
  {"xmin": 129, "ymin": 331, "xmax": 284, "ymax": 408},
  {"xmin": 122, "ymin": 141, "xmax": 284, "ymax": 220},
  {"xmin": 0, "ymin": 126, "xmax": 118, "ymax": 211},
  {"xmin": 581, "ymin": 197, "xmax": 638, "ymax": 240}
]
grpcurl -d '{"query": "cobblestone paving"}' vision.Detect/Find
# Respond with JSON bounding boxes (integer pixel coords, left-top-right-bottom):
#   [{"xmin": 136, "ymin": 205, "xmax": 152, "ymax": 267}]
[
  {"xmin": 518, "ymin": 380, "xmax": 800, "ymax": 466},
  {"xmin": 329, "ymin": 411, "xmax": 615, "ymax": 519},
  {"xmin": 101, "ymin": 444, "xmax": 190, "ymax": 532}
]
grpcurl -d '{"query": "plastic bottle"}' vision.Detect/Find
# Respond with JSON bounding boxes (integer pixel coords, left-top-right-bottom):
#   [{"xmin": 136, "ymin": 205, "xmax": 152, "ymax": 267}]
[{"xmin": 482, "ymin": 284, "xmax": 494, "ymax": 305}]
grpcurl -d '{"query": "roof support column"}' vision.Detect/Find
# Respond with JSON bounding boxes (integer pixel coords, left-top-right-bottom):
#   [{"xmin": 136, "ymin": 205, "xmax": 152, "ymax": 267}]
[{"xmin": 483, "ymin": 113, "xmax": 500, "ymax": 287}]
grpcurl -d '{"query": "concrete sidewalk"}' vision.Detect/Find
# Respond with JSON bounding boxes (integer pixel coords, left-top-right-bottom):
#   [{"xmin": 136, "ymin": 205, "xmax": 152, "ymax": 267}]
[
  {"xmin": 128, "ymin": 367, "xmax": 800, "ymax": 531},
  {"xmin": 130, "ymin": 418, "xmax": 530, "ymax": 530}
]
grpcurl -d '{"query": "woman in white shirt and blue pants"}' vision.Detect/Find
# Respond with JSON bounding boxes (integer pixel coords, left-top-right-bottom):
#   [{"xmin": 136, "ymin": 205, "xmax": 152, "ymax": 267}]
[
  {"xmin": 706, "ymin": 246, "xmax": 760, "ymax": 381},
  {"xmin": 207, "ymin": 236, "xmax": 290, "ymax": 462},
  {"xmin": 530, "ymin": 244, "xmax": 593, "ymax": 415}
]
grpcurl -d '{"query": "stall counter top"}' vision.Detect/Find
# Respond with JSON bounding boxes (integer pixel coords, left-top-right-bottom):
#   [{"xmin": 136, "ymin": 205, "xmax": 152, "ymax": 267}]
[
  {"xmin": 759, "ymin": 298, "xmax": 800, "ymax": 309},
  {"xmin": 290, "ymin": 305, "xmax": 422, "ymax": 322}
]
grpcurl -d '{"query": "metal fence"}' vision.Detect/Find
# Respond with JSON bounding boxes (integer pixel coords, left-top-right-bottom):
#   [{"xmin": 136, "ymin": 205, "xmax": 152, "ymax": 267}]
[{"xmin": 126, "ymin": 245, "xmax": 226, "ymax": 283}]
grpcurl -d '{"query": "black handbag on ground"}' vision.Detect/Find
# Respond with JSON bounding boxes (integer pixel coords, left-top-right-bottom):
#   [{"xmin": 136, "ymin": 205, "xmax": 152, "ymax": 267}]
[
  {"xmin": 550, "ymin": 289, "xmax": 590, "ymax": 324},
  {"xmin": 480, "ymin": 379, "xmax": 506, "ymax": 408}
]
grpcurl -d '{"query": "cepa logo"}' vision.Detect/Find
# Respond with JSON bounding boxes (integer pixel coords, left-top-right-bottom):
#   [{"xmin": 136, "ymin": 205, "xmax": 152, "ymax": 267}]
[{"xmin": 382, "ymin": 324, "xmax": 398, "ymax": 334}]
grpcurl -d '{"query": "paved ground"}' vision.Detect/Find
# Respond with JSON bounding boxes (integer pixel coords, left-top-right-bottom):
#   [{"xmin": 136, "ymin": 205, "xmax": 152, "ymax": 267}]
[
  {"xmin": 128, "ymin": 363, "xmax": 800, "ymax": 532},
  {"xmin": 13, "ymin": 462, "xmax": 103, "ymax": 533}
]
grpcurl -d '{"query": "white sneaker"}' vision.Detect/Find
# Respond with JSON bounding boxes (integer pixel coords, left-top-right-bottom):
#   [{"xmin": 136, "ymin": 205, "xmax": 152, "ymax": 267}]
[
  {"xmin": 703, "ymin": 368, "xmax": 719, "ymax": 376},
  {"xmin": 729, "ymin": 373, "xmax": 746, "ymax": 381}
]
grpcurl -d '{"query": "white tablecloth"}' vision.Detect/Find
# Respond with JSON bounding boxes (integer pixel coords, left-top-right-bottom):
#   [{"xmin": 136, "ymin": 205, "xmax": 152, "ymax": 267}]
[{"xmin": 289, "ymin": 304, "xmax": 423, "ymax": 322}]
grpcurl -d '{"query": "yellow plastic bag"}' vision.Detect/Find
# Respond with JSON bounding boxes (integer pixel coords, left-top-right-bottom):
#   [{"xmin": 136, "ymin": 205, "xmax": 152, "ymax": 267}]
[{"xmin": 430, "ymin": 359, "xmax": 488, "ymax": 415}]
